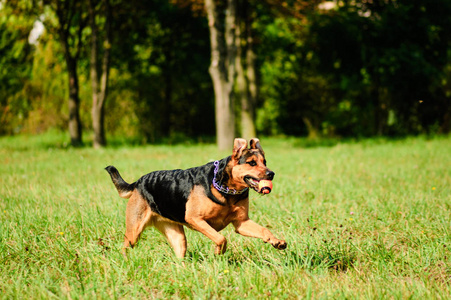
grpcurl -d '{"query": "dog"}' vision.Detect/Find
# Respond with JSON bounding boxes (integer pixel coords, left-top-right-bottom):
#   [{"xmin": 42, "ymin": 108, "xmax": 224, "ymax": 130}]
[{"xmin": 105, "ymin": 138, "xmax": 287, "ymax": 258}]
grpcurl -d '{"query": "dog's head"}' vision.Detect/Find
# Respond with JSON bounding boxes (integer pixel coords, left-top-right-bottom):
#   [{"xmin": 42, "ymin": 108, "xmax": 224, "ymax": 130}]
[{"xmin": 229, "ymin": 138, "xmax": 275, "ymax": 194}]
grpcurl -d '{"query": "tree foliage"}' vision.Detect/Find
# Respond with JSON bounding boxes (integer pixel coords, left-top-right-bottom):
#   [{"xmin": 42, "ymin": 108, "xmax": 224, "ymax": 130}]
[
  {"xmin": 0, "ymin": 2, "xmax": 35, "ymax": 134},
  {"xmin": 1, "ymin": 0, "xmax": 450, "ymax": 143},
  {"xmin": 258, "ymin": 0, "xmax": 451, "ymax": 137}
]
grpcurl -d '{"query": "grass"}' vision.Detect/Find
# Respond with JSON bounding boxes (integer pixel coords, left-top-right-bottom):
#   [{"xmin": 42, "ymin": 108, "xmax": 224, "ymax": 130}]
[{"xmin": 1, "ymin": 132, "xmax": 450, "ymax": 299}]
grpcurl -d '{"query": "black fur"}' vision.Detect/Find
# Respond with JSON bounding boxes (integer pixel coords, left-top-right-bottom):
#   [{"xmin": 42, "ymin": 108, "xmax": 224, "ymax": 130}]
[
  {"xmin": 105, "ymin": 166, "xmax": 135, "ymax": 194},
  {"xmin": 105, "ymin": 157, "xmax": 249, "ymax": 224}
]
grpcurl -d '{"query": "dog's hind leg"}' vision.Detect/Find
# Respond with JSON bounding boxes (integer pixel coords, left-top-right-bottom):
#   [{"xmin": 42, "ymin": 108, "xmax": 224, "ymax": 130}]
[
  {"xmin": 154, "ymin": 219, "xmax": 187, "ymax": 258},
  {"xmin": 122, "ymin": 191, "xmax": 152, "ymax": 256}
]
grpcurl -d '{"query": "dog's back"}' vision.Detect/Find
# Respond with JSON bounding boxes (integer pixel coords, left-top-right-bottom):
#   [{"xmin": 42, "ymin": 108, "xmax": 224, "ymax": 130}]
[
  {"xmin": 134, "ymin": 167, "xmax": 206, "ymax": 223},
  {"xmin": 106, "ymin": 161, "xmax": 225, "ymax": 224}
]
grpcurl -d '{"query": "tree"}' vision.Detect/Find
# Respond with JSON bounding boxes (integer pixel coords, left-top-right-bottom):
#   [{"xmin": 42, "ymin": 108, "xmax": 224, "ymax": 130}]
[
  {"xmin": 235, "ymin": 0, "xmax": 257, "ymax": 140},
  {"xmin": 204, "ymin": 0, "xmax": 237, "ymax": 150},
  {"xmin": 44, "ymin": 0, "xmax": 87, "ymax": 146},
  {"xmin": 88, "ymin": 0, "xmax": 111, "ymax": 148}
]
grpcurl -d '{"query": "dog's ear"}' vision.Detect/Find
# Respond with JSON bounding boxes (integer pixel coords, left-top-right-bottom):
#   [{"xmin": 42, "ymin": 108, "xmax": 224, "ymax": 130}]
[
  {"xmin": 232, "ymin": 138, "xmax": 247, "ymax": 161},
  {"xmin": 249, "ymin": 138, "xmax": 265, "ymax": 155}
]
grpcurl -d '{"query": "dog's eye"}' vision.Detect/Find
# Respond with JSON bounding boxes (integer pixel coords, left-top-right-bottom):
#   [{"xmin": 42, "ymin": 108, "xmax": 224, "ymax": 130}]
[
  {"xmin": 263, "ymin": 159, "xmax": 267, "ymax": 166},
  {"xmin": 247, "ymin": 160, "xmax": 257, "ymax": 167}
]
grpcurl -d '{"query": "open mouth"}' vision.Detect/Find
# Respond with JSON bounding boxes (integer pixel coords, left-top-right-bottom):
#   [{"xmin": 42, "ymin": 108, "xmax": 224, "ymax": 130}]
[{"xmin": 244, "ymin": 176, "xmax": 260, "ymax": 192}]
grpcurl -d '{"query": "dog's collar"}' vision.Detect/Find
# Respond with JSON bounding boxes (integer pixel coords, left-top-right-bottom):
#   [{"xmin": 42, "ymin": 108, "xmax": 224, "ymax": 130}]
[{"xmin": 213, "ymin": 160, "xmax": 249, "ymax": 195}]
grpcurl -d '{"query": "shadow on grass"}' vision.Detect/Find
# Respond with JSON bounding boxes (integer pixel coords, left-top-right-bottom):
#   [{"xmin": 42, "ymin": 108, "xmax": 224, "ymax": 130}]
[
  {"xmin": 0, "ymin": 130, "xmax": 216, "ymax": 151},
  {"xmin": 290, "ymin": 134, "xmax": 444, "ymax": 148},
  {"xmin": 106, "ymin": 134, "xmax": 216, "ymax": 148},
  {"xmin": 184, "ymin": 245, "xmax": 356, "ymax": 273},
  {"xmin": 284, "ymin": 249, "xmax": 356, "ymax": 272},
  {"xmin": 3, "ymin": 129, "xmax": 445, "ymax": 151}
]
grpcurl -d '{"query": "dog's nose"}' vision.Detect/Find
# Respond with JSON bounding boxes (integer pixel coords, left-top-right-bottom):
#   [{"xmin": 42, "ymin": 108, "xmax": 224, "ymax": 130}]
[{"xmin": 266, "ymin": 170, "xmax": 275, "ymax": 180}]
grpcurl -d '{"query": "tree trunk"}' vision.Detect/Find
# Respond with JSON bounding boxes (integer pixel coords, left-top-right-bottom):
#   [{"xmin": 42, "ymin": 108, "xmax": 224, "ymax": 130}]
[
  {"xmin": 302, "ymin": 117, "xmax": 320, "ymax": 139},
  {"xmin": 67, "ymin": 60, "xmax": 83, "ymax": 147},
  {"xmin": 439, "ymin": 106, "xmax": 450, "ymax": 134},
  {"xmin": 236, "ymin": 39, "xmax": 250, "ymax": 139},
  {"xmin": 241, "ymin": 2, "xmax": 257, "ymax": 139},
  {"xmin": 89, "ymin": 0, "xmax": 111, "ymax": 148},
  {"xmin": 205, "ymin": 0, "xmax": 237, "ymax": 150},
  {"xmin": 55, "ymin": 0, "xmax": 85, "ymax": 147}
]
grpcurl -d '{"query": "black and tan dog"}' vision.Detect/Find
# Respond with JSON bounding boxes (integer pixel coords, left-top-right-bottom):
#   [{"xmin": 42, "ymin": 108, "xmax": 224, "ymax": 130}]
[{"xmin": 105, "ymin": 138, "xmax": 286, "ymax": 258}]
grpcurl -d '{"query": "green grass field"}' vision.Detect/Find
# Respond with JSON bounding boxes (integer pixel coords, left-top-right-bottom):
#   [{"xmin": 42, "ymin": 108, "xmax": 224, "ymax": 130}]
[{"xmin": 1, "ymin": 132, "xmax": 450, "ymax": 299}]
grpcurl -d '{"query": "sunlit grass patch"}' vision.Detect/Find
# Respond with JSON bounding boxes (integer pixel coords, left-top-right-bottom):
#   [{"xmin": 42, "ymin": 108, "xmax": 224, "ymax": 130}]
[{"xmin": 1, "ymin": 133, "xmax": 450, "ymax": 298}]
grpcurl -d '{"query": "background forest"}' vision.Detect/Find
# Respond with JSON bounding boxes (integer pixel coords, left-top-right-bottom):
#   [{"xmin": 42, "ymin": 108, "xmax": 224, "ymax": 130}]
[{"xmin": 1, "ymin": 0, "xmax": 451, "ymax": 146}]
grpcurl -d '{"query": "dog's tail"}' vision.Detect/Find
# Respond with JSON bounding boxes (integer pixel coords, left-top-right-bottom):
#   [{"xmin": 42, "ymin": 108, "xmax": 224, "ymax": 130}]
[{"xmin": 105, "ymin": 166, "xmax": 135, "ymax": 199}]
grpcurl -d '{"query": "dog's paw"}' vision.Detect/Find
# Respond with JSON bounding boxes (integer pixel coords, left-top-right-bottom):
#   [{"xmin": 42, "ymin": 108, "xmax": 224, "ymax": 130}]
[
  {"xmin": 271, "ymin": 239, "xmax": 287, "ymax": 250},
  {"xmin": 214, "ymin": 238, "xmax": 228, "ymax": 255}
]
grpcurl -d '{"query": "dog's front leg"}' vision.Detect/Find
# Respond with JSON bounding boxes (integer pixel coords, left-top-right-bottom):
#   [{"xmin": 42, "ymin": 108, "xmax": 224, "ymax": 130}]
[
  {"xmin": 186, "ymin": 218, "xmax": 227, "ymax": 254},
  {"xmin": 233, "ymin": 219, "xmax": 287, "ymax": 250}
]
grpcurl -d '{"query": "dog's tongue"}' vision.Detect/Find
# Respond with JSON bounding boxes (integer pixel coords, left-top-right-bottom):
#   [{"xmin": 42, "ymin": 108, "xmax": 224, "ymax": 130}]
[{"xmin": 258, "ymin": 180, "xmax": 273, "ymax": 194}]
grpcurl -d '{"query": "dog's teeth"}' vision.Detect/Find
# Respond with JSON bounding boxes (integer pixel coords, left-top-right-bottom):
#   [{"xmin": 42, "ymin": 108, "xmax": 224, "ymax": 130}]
[{"xmin": 245, "ymin": 177, "xmax": 260, "ymax": 188}]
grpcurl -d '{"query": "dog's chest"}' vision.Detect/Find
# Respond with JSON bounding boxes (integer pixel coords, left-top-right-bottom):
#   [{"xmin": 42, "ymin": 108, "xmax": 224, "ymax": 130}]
[{"xmin": 204, "ymin": 204, "xmax": 242, "ymax": 231}]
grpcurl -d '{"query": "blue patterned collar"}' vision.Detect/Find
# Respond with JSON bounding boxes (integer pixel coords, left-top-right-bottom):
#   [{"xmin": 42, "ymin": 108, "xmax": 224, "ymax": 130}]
[{"xmin": 212, "ymin": 160, "xmax": 249, "ymax": 195}]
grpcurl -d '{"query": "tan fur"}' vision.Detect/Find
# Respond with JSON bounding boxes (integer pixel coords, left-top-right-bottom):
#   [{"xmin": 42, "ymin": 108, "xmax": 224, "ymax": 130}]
[
  {"xmin": 183, "ymin": 184, "xmax": 286, "ymax": 255},
  {"xmin": 123, "ymin": 190, "xmax": 187, "ymax": 258},
  {"xmin": 118, "ymin": 190, "xmax": 133, "ymax": 199}
]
